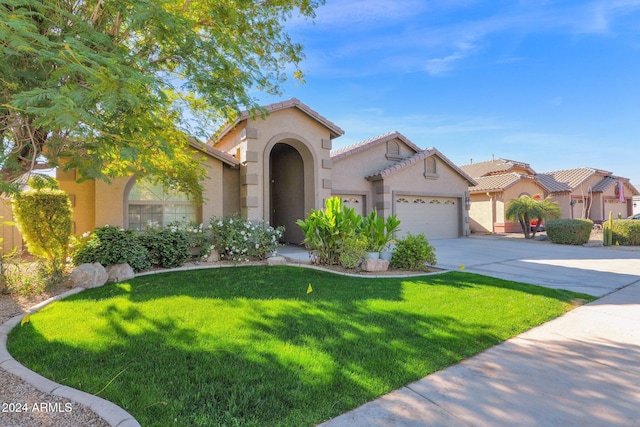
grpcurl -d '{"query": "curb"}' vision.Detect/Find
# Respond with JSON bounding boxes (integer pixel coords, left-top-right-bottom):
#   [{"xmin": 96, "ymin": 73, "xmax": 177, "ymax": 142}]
[{"xmin": 0, "ymin": 288, "xmax": 141, "ymax": 427}]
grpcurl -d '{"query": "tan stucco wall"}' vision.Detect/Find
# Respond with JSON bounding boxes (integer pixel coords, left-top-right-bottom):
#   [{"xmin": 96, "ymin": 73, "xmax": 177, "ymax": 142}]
[
  {"xmin": 200, "ymin": 156, "xmax": 225, "ymax": 222},
  {"xmin": 223, "ymin": 165, "xmax": 240, "ymax": 217},
  {"xmin": 57, "ymin": 169, "xmax": 96, "ymax": 235},
  {"xmin": 384, "ymin": 155, "xmax": 471, "ymax": 236},
  {"xmin": 1, "ymin": 198, "xmax": 24, "ymax": 254},
  {"xmin": 217, "ymin": 108, "xmax": 335, "ymax": 229},
  {"xmin": 58, "ymin": 148, "xmax": 226, "ymax": 234},
  {"xmin": 468, "ymin": 193, "xmax": 494, "ymax": 233},
  {"xmin": 331, "ymin": 137, "xmax": 419, "ymax": 214}
]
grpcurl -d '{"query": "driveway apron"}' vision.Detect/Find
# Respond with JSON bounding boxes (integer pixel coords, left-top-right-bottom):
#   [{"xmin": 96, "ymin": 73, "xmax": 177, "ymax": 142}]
[
  {"xmin": 320, "ymin": 237, "xmax": 640, "ymax": 427},
  {"xmin": 431, "ymin": 236, "xmax": 640, "ymax": 297}
]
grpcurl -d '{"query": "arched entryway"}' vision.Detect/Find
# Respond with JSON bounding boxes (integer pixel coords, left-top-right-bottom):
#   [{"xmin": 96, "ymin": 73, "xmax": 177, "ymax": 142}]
[{"xmin": 270, "ymin": 143, "xmax": 305, "ymax": 243}]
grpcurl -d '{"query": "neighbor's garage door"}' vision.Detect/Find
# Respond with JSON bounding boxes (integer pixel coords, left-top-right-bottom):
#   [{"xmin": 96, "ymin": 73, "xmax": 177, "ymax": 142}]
[
  {"xmin": 334, "ymin": 194, "xmax": 365, "ymax": 216},
  {"xmin": 395, "ymin": 196, "xmax": 460, "ymax": 240}
]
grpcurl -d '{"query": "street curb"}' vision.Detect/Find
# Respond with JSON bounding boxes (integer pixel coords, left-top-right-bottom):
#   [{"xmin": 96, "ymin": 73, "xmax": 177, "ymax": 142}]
[{"xmin": 0, "ymin": 287, "xmax": 141, "ymax": 427}]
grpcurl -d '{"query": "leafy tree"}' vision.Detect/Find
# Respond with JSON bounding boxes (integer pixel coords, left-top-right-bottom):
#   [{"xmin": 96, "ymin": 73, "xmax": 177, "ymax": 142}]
[
  {"xmin": 0, "ymin": 0, "xmax": 324, "ymax": 197},
  {"xmin": 506, "ymin": 194, "xmax": 561, "ymax": 239}
]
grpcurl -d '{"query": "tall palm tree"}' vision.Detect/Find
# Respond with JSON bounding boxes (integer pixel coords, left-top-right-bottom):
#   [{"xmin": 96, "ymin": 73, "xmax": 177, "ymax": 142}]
[{"xmin": 506, "ymin": 195, "xmax": 561, "ymax": 239}]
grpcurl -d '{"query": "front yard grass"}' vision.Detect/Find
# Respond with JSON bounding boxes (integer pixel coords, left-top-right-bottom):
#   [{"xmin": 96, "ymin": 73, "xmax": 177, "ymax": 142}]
[{"xmin": 8, "ymin": 266, "xmax": 593, "ymax": 426}]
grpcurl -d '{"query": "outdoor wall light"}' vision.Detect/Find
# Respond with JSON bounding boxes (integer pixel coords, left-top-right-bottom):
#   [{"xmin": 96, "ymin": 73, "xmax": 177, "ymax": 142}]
[{"xmin": 570, "ymin": 200, "xmax": 577, "ymax": 206}]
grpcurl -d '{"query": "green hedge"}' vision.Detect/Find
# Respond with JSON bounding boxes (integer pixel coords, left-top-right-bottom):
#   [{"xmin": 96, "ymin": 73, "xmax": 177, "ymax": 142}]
[
  {"xmin": 545, "ymin": 218, "xmax": 593, "ymax": 245},
  {"xmin": 609, "ymin": 219, "xmax": 640, "ymax": 246}
]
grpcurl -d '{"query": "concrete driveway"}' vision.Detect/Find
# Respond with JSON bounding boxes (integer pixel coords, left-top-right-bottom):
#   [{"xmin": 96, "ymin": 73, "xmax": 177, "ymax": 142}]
[
  {"xmin": 431, "ymin": 236, "xmax": 640, "ymax": 297},
  {"xmin": 320, "ymin": 237, "xmax": 640, "ymax": 427}
]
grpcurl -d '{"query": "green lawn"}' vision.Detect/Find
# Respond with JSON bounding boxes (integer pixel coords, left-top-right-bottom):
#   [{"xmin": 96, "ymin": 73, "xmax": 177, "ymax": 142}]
[{"xmin": 8, "ymin": 266, "xmax": 593, "ymax": 426}]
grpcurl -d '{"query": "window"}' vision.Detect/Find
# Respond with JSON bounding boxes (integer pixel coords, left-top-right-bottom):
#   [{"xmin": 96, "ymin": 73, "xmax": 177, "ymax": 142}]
[{"xmin": 127, "ymin": 178, "xmax": 198, "ymax": 230}]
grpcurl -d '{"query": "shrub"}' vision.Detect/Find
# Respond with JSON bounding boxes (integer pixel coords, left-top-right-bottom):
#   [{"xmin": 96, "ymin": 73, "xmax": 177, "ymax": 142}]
[
  {"xmin": 546, "ymin": 219, "xmax": 593, "ymax": 245},
  {"xmin": 209, "ymin": 214, "xmax": 283, "ymax": 262},
  {"xmin": 609, "ymin": 219, "xmax": 640, "ymax": 246},
  {"xmin": 11, "ymin": 180, "xmax": 72, "ymax": 263},
  {"xmin": 0, "ymin": 256, "xmax": 61, "ymax": 295},
  {"xmin": 296, "ymin": 197, "xmax": 362, "ymax": 265},
  {"xmin": 72, "ymin": 226, "xmax": 151, "ymax": 272},
  {"xmin": 390, "ymin": 233, "xmax": 436, "ymax": 271},
  {"xmin": 138, "ymin": 227, "xmax": 191, "ymax": 268},
  {"xmin": 168, "ymin": 221, "xmax": 213, "ymax": 258},
  {"xmin": 339, "ymin": 235, "xmax": 368, "ymax": 269}
]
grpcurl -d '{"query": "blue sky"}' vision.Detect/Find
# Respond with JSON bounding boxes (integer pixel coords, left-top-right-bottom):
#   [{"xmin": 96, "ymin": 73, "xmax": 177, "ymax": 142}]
[{"xmin": 257, "ymin": 0, "xmax": 640, "ymax": 186}]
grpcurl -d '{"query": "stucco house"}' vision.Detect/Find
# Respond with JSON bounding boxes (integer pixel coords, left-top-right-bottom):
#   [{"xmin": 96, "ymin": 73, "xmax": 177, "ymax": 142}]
[
  {"xmin": 460, "ymin": 158, "xmax": 639, "ymax": 233},
  {"xmin": 0, "ymin": 98, "xmax": 476, "ymax": 254},
  {"xmin": 460, "ymin": 159, "xmax": 550, "ymax": 233},
  {"xmin": 537, "ymin": 168, "xmax": 639, "ymax": 223}
]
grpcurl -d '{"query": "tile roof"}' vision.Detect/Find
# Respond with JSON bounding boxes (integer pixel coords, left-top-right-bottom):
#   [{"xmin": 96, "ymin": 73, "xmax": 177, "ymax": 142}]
[
  {"xmin": 188, "ymin": 138, "xmax": 239, "ymax": 167},
  {"xmin": 591, "ymin": 175, "xmax": 617, "ymax": 192},
  {"xmin": 213, "ymin": 98, "xmax": 344, "ymax": 143},
  {"xmin": 591, "ymin": 176, "xmax": 640, "ymax": 195},
  {"xmin": 469, "ymin": 173, "xmax": 548, "ymax": 193},
  {"xmin": 536, "ymin": 168, "xmax": 605, "ymax": 193},
  {"xmin": 331, "ymin": 131, "xmax": 422, "ymax": 161},
  {"xmin": 365, "ymin": 148, "xmax": 477, "ymax": 185},
  {"xmin": 459, "ymin": 158, "xmax": 536, "ymax": 178}
]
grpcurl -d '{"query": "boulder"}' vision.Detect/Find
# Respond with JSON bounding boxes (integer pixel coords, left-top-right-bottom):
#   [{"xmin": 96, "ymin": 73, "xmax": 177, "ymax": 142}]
[
  {"xmin": 267, "ymin": 256, "xmax": 286, "ymax": 266},
  {"xmin": 361, "ymin": 259, "xmax": 389, "ymax": 272},
  {"xmin": 106, "ymin": 263, "xmax": 135, "ymax": 283},
  {"xmin": 206, "ymin": 250, "xmax": 220, "ymax": 263},
  {"xmin": 69, "ymin": 263, "xmax": 108, "ymax": 288}
]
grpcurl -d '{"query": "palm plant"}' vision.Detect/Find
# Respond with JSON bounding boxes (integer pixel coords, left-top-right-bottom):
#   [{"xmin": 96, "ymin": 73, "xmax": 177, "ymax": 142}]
[{"xmin": 506, "ymin": 195, "xmax": 560, "ymax": 239}]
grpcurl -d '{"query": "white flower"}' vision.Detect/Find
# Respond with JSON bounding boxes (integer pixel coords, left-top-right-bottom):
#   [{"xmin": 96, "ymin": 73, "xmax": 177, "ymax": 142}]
[
  {"xmin": 82, "ymin": 231, "xmax": 91, "ymax": 238},
  {"xmin": 229, "ymin": 219, "xmax": 233, "ymax": 224},
  {"xmin": 255, "ymin": 244, "xmax": 260, "ymax": 249}
]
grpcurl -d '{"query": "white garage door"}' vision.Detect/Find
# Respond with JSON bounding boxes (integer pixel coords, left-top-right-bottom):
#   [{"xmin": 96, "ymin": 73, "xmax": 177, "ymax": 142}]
[
  {"xmin": 395, "ymin": 196, "xmax": 460, "ymax": 240},
  {"xmin": 334, "ymin": 194, "xmax": 365, "ymax": 216}
]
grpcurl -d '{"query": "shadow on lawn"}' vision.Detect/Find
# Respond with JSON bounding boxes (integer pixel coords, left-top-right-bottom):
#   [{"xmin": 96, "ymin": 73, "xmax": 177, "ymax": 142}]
[
  {"xmin": 70, "ymin": 266, "xmax": 588, "ymax": 305},
  {"xmin": 9, "ymin": 291, "xmax": 505, "ymax": 426}
]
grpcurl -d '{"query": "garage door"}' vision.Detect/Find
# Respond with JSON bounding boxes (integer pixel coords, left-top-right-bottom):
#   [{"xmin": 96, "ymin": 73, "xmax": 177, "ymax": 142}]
[
  {"xmin": 334, "ymin": 194, "xmax": 365, "ymax": 216},
  {"xmin": 395, "ymin": 196, "xmax": 460, "ymax": 240}
]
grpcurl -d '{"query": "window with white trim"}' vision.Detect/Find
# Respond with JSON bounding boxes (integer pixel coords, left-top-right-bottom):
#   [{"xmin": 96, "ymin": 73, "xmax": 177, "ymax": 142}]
[{"xmin": 127, "ymin": 178, "xmax": 198, "ymax": 230}]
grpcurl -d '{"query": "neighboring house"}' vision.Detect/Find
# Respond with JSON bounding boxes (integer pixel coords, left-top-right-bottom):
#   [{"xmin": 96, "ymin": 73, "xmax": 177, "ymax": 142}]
[
  {"xmin": 537, "ymin": 168, "xmax": 639, "ymax": 223},
  {"xmin": 634, "ymin": 194, "xmax": 640, "ymax": 216},
  {"xmin": 10, "ymin": 98, "xmax": 473, "ymax": 251},
  {"xmin": 460, "ymin": 158, "xmax": 640, "ymax": 234},
  {"xmin": 460, "ymin": 159, "xmax": 550, "ymax": 233},
  {"xmin": 331, "ymin": 132, "xmax": 477, "ymax": 239}
]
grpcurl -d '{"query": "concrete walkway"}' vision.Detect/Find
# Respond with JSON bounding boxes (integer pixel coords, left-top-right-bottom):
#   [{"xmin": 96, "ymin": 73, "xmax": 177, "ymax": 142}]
[{"xmin": 319, "ymin": 237, "xmax": 640, "ymax": 426}]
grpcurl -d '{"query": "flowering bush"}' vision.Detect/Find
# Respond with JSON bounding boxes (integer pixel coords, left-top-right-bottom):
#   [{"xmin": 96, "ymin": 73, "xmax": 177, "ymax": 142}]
[
  {"xmin": 167, "ymin": 221, "xmax": 213, "ymax": 258},
  {"xmin": 209, "ymin": 214, "xmax": 284, "ymax": 262}
]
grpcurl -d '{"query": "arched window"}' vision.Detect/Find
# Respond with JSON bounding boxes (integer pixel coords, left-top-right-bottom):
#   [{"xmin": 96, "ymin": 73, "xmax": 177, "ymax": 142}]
[{"xmin": 127, "ymin": 178, "xmax": 198, "ymax": 230}]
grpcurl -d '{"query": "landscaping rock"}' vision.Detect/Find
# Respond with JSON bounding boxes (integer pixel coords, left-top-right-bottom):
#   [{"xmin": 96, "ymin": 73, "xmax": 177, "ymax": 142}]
[
  {"xmin": 206, "ymin": 250, "xmax": 220, "ymax": 262},
  {"xmin": 361, "ymin": 259, "xmax": 389, "ymax": 272},
  {"xmin": 69, "ymin": 263, "xmax": 108, "ymax": 288},
  {"xmin": 267, "ymin": 256, "xmax": 286, "ymax": 266},
  {"xmin": 106, "ymin": 263, "xmax": 135, "ymax": 283}
]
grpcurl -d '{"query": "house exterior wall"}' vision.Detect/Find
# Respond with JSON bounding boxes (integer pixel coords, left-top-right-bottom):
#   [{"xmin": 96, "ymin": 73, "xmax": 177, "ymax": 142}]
[
  {"xmin": 331, "ymin": 137, "xmax": 418, "ymax": 214},
  {"xmin": 244, "ymin": 108, "xmax": 334, "ymax": 224},
  {"xmin": 57, "ymin": 169, "xmax": 97, "ymax": 235},
  {"xmin": 384, "ymin": 156, "xmax": 471, "ymax": 236},
  {"xmin": 1, "ymin": 198, "xmax": 24, "ymax": 255},
  {"xmin": 468, "ymin": 193, "xmax": 494, "ymax": 233},
  {"xmin": 223, "ymin": 165, "xmax": 240, "ymax": 217}
]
